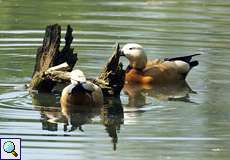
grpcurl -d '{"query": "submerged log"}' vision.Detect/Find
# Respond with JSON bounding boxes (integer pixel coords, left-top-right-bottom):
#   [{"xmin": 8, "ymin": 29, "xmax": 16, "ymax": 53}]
[{"xmin": 29, "ymin": 24, "xmax": 77, "ymax": 92}]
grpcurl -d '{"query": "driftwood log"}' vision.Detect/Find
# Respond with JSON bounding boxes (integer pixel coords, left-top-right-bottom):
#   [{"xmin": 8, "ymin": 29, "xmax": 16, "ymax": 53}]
[
  {"xmin": 29, "ymin": 24, "xmax": 125, "ymax": 96},
  {"xmin": 29, "ymin": 24, "xmax": 77, "ymax": 92}
]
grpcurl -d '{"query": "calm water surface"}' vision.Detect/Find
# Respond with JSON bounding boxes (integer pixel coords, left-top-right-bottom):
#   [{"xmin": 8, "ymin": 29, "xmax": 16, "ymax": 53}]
[{"xmin": 0, "ymin": 0, "xmax": 230, "ymax": 159}]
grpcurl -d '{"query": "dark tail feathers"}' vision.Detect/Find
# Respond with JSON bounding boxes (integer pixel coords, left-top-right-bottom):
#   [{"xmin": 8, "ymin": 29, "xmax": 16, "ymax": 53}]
[
  {"xmin": 189, "ymin": 60, "xmax": 199, "ymax": 68},
  {"xmin": 164, "ymin": 53, "xmax": 200, "ymax": 68}
]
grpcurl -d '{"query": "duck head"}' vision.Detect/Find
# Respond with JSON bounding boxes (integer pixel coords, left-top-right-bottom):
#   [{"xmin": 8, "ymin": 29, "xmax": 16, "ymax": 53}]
[
  {"xmin": 70, "ymin": 69, "xmax": 86, "ymax": 84},
  {"xmin": 120, "ymin": 43, "xmax": 147, "ymax": 70}
]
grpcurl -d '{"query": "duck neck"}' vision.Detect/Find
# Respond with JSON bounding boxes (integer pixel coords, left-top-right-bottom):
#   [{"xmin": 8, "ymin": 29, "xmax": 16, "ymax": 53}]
[
  {"xmin": 129, "ymin": 52, "xmax": 147, "ymax": 70},
  {"xmin": 126, "ymin": 65, "xmax": 144, "ymax": 72},
  {"xmin": 130, "ymin": 60, "xmax": 147, "ymax": 71}
]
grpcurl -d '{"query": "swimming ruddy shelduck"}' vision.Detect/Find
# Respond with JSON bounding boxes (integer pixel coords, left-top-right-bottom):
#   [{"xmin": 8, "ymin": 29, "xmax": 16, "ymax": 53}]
[
  {"xmin": 120, "ymin": 43, "xmax": 200, "ymax": 84},
  {"xmin": 60, "ymin": 69, "xmax": 103, "ymax": 109}
]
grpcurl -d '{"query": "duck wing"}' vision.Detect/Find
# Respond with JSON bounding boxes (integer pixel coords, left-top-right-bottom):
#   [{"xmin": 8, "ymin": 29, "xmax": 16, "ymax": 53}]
[
  {"xmin": 146, "ymin": 59, "xmax": 163, "ymax": 66},
  {"xmin": 164, "ymin": 53, "xmax": 200, "ymax": 62}
]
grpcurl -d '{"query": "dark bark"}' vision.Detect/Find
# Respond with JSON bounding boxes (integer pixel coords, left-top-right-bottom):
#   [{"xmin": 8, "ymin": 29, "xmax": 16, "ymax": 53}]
[
  {"xmin": 93, "ymin": 43, "xmax": 125, "ymax": 96},
  {"xmin": 29, "ymin": 24, "xmax": 77, "ymax": 92}
]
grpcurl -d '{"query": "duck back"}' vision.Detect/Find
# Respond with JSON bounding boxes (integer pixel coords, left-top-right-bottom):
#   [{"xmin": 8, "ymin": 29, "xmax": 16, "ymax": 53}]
[{"xmin": 60, "ymin": 82, "xmax": 103, "ymax": 108}]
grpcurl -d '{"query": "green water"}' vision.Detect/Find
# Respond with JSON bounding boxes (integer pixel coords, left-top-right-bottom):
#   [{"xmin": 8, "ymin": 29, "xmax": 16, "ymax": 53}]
[{"xmin": 0, "ymin": 0, "xmax": 230, "ymax": 159}]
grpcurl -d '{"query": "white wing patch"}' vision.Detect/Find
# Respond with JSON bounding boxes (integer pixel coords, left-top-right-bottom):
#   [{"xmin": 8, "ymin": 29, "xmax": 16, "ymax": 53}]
[{"xmin": 174, "ymin": 60, "xmax": 190, "ymax": 73}]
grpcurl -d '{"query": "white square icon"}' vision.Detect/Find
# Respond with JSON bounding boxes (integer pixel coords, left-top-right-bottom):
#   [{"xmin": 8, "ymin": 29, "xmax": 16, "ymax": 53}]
[{"xmin": 0, "ymin": 138, "xmax": 21, "ymax": 160}]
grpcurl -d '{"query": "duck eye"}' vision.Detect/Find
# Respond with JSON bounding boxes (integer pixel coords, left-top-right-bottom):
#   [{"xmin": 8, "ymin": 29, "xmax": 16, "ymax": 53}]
[{"xmin": 129, "ymin": 47, "xmax": 134, "ymax": 50}]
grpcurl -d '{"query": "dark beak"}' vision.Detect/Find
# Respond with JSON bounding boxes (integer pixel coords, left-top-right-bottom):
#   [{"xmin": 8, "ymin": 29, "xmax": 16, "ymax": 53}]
[{"xmin": 119, "ymin": 49, "xmax": 125, "ymax": 57}]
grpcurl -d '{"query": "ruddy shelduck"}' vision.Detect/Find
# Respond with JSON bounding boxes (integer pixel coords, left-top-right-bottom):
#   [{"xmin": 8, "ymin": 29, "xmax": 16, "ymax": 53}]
[{"xmin": 120, "ymin": 43, "xmax": 200, "ymax": 84}]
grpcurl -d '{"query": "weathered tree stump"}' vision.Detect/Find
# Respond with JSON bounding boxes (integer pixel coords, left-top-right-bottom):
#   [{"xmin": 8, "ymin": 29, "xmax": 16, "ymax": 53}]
[
  {"xmin": 29, "ymin": 24, "xmax": 77, "ymax": 92},
  {"xmin": 93, "ymin": 43, "xmax": 125, "ymax": 96},
  {"xmin": 29, "ymin": 24, "xmax": 125, "ymax": 97}
]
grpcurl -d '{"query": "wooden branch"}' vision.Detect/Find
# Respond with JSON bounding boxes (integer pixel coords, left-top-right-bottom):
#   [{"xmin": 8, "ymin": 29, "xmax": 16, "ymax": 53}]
[
  {"xmin": 46, "ymin": 62, "xmax": 71, "ymax": 72},
  {"xmin": 45, "ymin": 70, "xmax": 70, "ymax": 83}
]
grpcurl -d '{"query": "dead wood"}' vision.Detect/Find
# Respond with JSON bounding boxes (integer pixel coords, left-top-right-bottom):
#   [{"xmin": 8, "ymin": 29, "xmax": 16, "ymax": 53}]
[
  {"xmin": 93, "ymin": 43, "xmax": 125, "ymax": 96},
  {"xmin": 29, "ymin": 24, "xmax": 77, "ymax": 92}
]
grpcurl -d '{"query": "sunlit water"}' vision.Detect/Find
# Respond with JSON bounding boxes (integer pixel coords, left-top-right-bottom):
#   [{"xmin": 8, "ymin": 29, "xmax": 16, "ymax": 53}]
[{"xmin": 0, "ymin": 0, "xmax": 230, "ymax": 160}]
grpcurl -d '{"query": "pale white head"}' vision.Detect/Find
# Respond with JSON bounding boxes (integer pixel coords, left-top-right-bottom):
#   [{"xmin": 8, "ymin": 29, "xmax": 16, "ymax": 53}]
[
  {"xmin": 121, "ymin": 43, "xmax": 147, "ymax": 70},
  {"xmin": 70, "ymin": 69, "xmax": 86, "ymax": 84}
]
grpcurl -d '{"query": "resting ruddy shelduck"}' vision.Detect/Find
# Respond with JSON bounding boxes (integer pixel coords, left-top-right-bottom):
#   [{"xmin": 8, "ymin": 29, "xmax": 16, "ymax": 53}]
[
  {"xmin": 60, "ymin": 69, "xmax": 103, "ymax": 109},
  {"xmin": 120, "ymin": 43, "xmax": 200, "ymax": 84}
]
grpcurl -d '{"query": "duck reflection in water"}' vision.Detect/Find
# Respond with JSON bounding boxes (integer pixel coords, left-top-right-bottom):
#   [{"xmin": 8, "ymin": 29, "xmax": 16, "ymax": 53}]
[
  {"xmin": 62, "ymin": 96, "xmax": 123, "ymax": 150},
  {"xmin": 31, "ymin": 92, "xmax": 123, "ymax": 150},
  {"xmin": 123, "ymin": 80, "xmax": 196, "ymax": 108}
]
